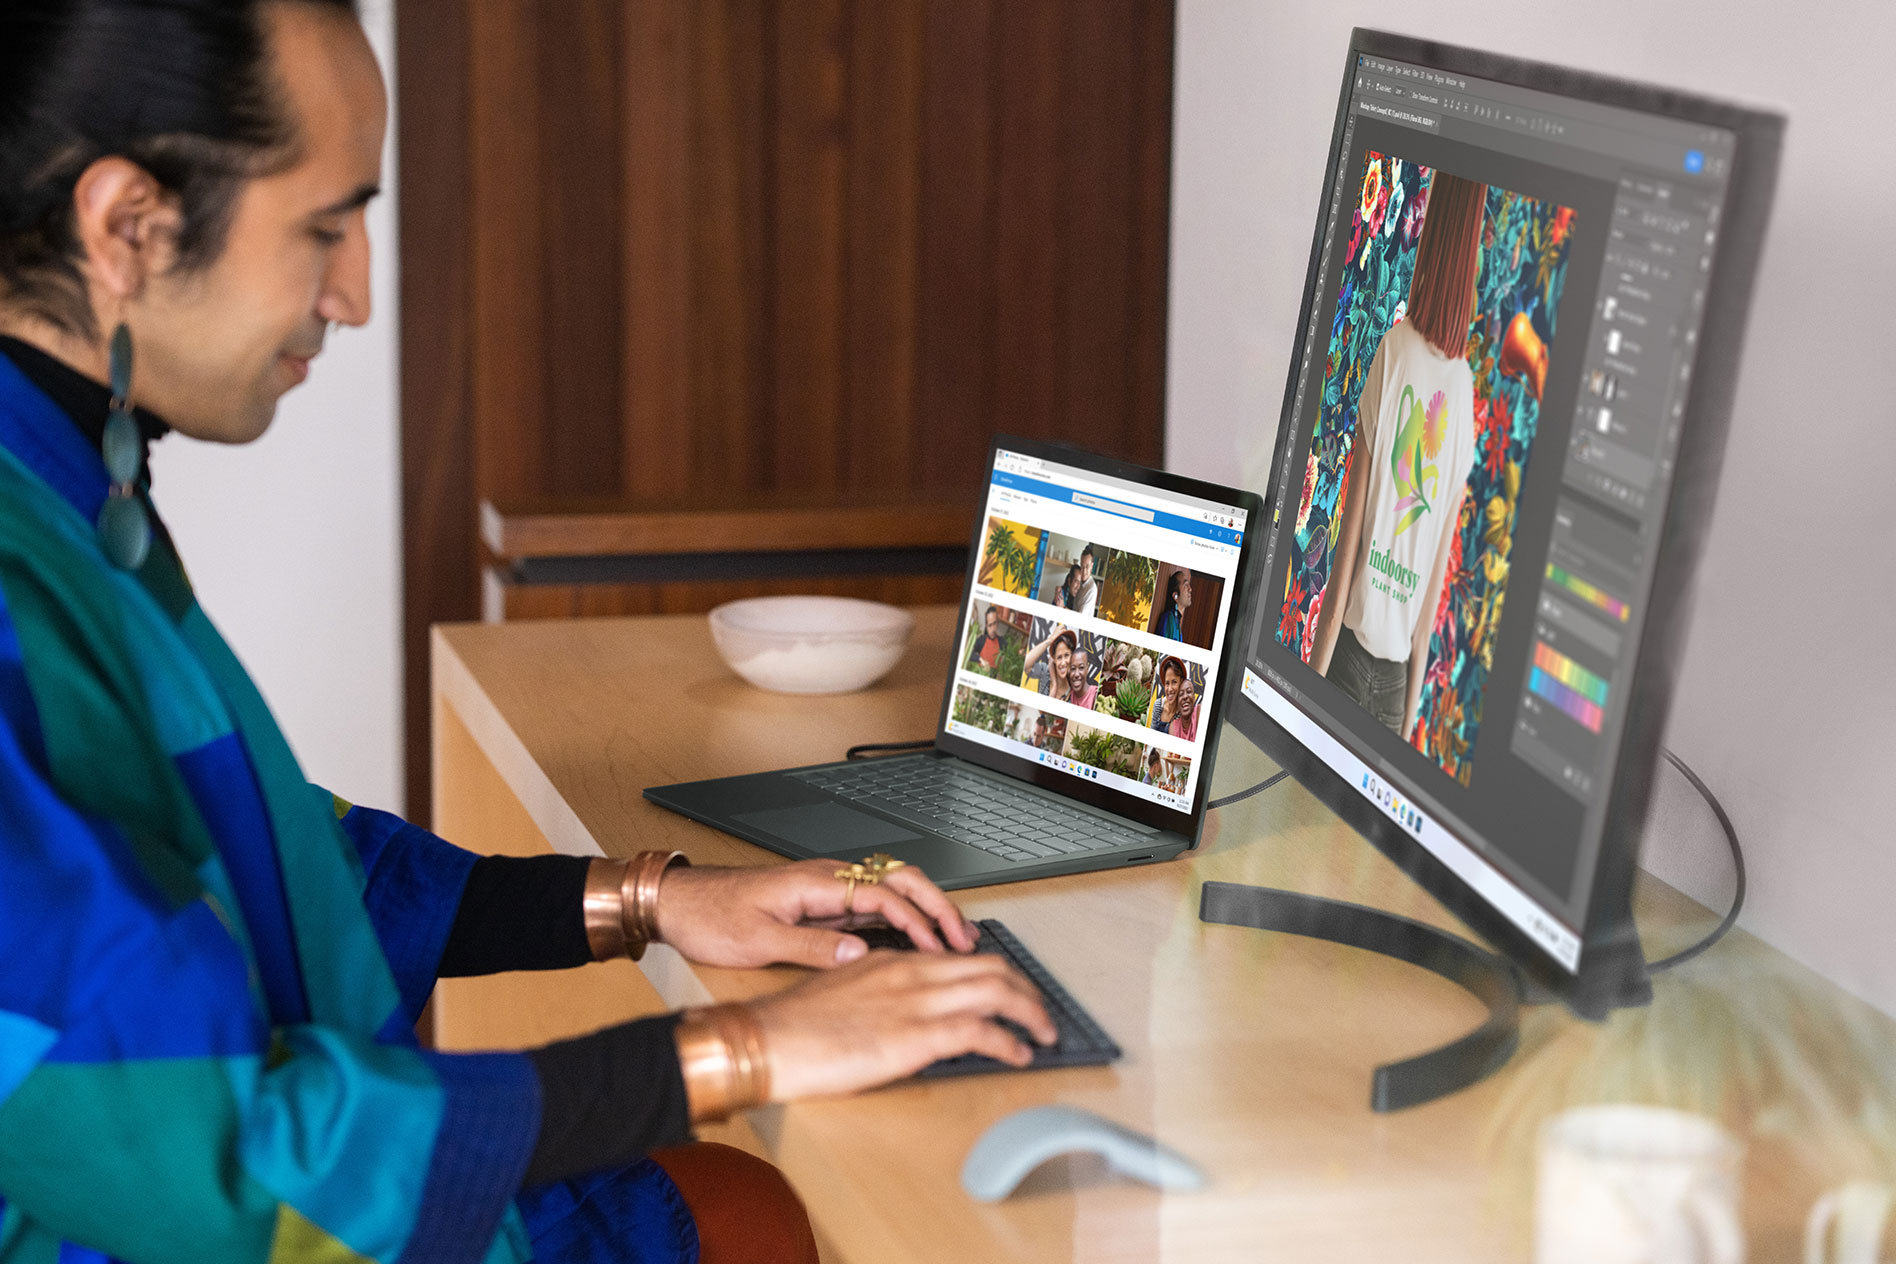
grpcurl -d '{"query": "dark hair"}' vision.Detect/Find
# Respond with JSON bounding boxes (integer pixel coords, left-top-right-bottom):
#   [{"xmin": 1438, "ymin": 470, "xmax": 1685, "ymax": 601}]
[
  {"xmin": 1406, "ymin": 170, "xmax": 1487, "ymax": 359},
  {"xmin": 1166, "ymin": 568, "xmax": 1189, "ymax": 610},
  {"xmin": 1080, "ymin": 546, "xmax": 1097, "ymax": 566},
  {"xmin": 0, "ymin": 0, "xmax": 359, "ymax": 338}
]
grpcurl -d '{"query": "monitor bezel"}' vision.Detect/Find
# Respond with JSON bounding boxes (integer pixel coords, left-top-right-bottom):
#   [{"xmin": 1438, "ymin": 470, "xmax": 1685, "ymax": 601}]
[
  {"xmin": 1229, "ymin": 28, "xmax": 1784, "ymax": 1016},
  {"xmin": 935, "ymin": 434, "xmax": 1265, "ymax": 842}
]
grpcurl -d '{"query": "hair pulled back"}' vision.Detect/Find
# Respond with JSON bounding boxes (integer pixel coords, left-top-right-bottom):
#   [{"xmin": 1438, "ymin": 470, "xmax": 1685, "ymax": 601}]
[{"xmin": 0, "ymin": 0, "xmax": 358, "ymax": 337}]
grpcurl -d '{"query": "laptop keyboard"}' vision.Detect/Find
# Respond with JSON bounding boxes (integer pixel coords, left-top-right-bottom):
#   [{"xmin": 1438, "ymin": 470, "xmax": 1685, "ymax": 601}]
[
  {"xmin": 792, "ymin": 758, "xmax": 1155, "ymax": 864},
  {"xmin": 852, "ymin": 920, "xmax": 1121, "ymax": 1077}
]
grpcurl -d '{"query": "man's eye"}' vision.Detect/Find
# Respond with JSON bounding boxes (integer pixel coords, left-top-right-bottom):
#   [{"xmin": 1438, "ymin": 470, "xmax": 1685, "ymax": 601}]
[{"xmin": 311, "ymin": 226, "xmax": 346, "ymax": 247}]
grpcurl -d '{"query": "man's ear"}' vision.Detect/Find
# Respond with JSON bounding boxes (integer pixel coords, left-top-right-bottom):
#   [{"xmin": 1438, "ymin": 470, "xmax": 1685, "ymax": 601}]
[{"xmin": 69, "ymin": 157, "xmax": 185, "ymax": 305}]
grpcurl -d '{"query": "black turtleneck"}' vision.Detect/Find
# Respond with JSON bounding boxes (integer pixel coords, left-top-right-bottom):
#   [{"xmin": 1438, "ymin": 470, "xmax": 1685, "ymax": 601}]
[
  {"xmin": 0, "ymin": 334, "xmax": 170, "ymax": 470},
  {"xmin": 0, "ymin": 335, "xmax": 692, "ymax": 1182}
]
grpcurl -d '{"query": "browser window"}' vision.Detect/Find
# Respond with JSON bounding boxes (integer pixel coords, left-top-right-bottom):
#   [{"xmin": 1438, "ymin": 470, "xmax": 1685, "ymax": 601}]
[{"xmin": 945, "ymin": 450, "xmax": 1247, "ymax": 809}]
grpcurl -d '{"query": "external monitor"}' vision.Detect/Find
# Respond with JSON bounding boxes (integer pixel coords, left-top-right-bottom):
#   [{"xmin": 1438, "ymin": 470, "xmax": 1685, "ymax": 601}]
[{"xmin": 1229, "ymin": 29, "xmax": 1783, "ymax": 1019}]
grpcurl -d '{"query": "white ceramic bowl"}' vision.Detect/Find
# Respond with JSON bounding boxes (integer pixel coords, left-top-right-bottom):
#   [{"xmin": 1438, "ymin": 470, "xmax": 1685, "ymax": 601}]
[{"xmin": 708, "ymin": 596, "xmax": 915, "ymax": 695}]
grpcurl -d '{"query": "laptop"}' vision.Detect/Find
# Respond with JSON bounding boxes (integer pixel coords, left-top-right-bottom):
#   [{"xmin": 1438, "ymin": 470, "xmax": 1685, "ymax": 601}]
[{"xmin": 644, "ymin": 438, "xmax": 1263, "ymax": 889}]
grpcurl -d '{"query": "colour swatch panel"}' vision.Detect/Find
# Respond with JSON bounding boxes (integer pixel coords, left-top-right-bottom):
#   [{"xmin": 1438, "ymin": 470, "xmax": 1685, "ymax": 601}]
[
  {"xmin": 1529, "ymin": 642, "xmax": 1606, "ymax": 732},
  {"xmin": 1545, "ymin": 563, "xmax": 1629, "ymax": 622},
  {"xmin": 1532, "ymin": 641, "xmax": 1608, "ymax": 704}
]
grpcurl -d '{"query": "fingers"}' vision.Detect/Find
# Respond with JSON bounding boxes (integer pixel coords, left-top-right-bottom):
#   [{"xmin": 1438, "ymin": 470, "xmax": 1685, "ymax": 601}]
[
  {"xmin": 939, "ymin": 1015, "xmax": 1034, "ymax": 1068},
  {"xmin": 872, "ymin": 953, "xmax": 1054, "ymax": 1045},
  {"xmin": 760, "ymin": 921, "xmax": 872, "ymax": 969},
  {"xmin": 754, "ymin": 950, "xmax": 1066, "ymax": 1098},
  {"xmin": 913, "ymin": 972, "xmax": 1056, "ymax": 1046},
  {"xmin": 881, "ymin": 867, "xmax": 980, "ymax": 953},
  {"xmin": 847, "ymin": 883, "xmax": 944, "ymax": 952},
  {"xmin": 846, "ymin": 873, "xmax": 980, "ymax": 954}
]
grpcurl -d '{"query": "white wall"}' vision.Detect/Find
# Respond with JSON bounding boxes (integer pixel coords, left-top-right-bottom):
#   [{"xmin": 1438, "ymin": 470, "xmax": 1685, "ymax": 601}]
[
  {"xmin": 1170, "ymin": 1, "xmax": 1896, "ymax": 1013},
  {"xmin": 148, "ymin": 0, "xmax": 402, "ymax": 813}
]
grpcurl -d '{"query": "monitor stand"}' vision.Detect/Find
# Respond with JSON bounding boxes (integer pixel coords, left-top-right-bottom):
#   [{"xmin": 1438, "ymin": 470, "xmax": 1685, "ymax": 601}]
[{"xmin": 1198, "ymin": 880, "xmax": 1651, "ymax": 1112}]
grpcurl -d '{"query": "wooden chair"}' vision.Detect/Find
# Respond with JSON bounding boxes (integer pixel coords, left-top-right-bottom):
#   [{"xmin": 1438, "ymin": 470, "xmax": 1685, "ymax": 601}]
[{"xmin": 480, "ymin": 494, "xmax": 975, "ymax": 622}]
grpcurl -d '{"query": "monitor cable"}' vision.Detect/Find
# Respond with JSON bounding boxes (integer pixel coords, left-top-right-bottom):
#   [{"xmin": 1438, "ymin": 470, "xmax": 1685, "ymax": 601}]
[
  {"xmin": 1206, "ymin": 769, "xmax": 1290, "ymax": 810},
  {"xmin": 1643, "ymin": 747, "xmax": 1746, "ymax": 972}
]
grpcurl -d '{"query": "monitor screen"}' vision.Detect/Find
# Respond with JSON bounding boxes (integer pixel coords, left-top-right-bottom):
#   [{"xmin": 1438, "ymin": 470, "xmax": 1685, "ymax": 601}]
[
  {"xmin": 943, "ymin": 447, "xmax": 1248, "ymax": 815},
  {"xmin": 1239, "ymin": 36, "xmax": 1760, "ymax": 975}
]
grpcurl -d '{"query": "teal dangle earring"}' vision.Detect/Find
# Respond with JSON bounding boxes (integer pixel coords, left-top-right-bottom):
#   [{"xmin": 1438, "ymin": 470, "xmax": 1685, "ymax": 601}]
[{"xmin": 98, "ymin": 323, "xmax": 152, "ymax": 571}]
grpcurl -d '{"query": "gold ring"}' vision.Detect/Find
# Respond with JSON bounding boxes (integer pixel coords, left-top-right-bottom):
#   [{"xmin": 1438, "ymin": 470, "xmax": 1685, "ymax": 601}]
[{"xmin": 834, "ymin": 853, "xmax": 908, "ymax": 914}]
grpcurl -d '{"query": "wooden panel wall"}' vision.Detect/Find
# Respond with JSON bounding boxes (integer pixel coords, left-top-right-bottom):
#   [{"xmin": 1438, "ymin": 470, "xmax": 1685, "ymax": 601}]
[{"xmin": 400, "ymin": 0, "xmax": 1176, "ymax": 819}]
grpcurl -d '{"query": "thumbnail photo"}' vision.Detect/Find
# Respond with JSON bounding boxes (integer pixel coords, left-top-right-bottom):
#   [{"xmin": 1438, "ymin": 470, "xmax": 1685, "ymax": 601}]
[
  {"xmin": 1096, "ymin": 549, "xmax": 1159, "ymax": 632},
  {"xmin": 1062, "ymin": 722, "xmax": 1146, "ymax": 780},
  {"xmin": 1036, "ymin": 534, "xmax": 1109, "ymax": 616},
  {"xmin": 978, "ymin": 516, "xmax": 1047, "ymax": 599},
  {"xmin": 961, "ymin": 600, "xmax": 1030, "ymax": 684},
  {"xmin": 1145, "ymin": 655, "xmax": 1206, "ymax": 744},
  {"xmin": 950, "ymin": 683, "xmax": 1021, "ymax": 738},
  {"xmin": 1275, "ymin": 152, "xmax": 1577, "ymax": 786},
  {"xmin": 1086, "ymin": 640, "xmax": 1161, "ymax": 726},
  {"xmin": 1148, "ymin": 563, "xmax": 1225, "ymax": 651},
  {"xmin": 1141, "ymin": 748, "xmax": 1192, "ymax": 796},
  {"xmin": 1012, "ymin": 708, "xmax": 1069, "ymax": 753},
  {"xmin": 1022, "ymin": 621, "xmax": 1107, "ymax": 708}
]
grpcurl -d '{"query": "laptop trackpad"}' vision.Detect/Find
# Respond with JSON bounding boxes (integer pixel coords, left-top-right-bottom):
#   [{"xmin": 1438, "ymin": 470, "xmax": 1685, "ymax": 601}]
[{"xmin": 732, "ymin": 802, "xmax": 924, "ymax": 853}]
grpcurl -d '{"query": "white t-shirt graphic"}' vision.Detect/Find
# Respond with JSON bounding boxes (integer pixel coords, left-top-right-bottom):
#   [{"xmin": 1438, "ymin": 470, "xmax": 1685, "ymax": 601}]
[{"xmin": 1342, "ymin": 319, "xmax": 1477, "ymax": 661}]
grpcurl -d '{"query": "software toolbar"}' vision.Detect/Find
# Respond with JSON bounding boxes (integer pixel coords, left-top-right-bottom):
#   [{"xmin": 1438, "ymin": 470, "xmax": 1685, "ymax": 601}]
[{"xmin": 1512, "ymin": 165, "xmax": 1728, "ymax": 801}]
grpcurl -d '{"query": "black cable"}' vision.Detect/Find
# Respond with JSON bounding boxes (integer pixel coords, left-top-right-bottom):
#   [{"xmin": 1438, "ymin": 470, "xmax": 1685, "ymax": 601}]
[
  {"xmin": 845, "ymin": 739, "xmax": 934, "ymax": 760},
  {"xmin": 1644, "ymin": 746, "xmax": 1746, "ymax": 972},
  {"xmin": 1207, "ymin": 769, "xmax": 1290, "ymax": 810}
]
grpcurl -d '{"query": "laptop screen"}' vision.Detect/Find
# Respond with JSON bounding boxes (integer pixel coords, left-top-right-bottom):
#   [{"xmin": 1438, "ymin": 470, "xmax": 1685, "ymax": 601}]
[{"xmin": 941, "ymin": 448, "xmax": 1249, "ymax": 814}]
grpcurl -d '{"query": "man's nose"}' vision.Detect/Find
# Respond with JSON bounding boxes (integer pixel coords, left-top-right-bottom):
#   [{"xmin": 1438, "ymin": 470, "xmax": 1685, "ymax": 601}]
[{"xmin": 316, "ymin": 217, "xmax": 373, "ymax": 327}]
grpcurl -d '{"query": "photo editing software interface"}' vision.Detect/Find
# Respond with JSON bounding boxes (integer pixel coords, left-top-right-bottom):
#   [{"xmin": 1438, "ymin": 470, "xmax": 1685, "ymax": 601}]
[
  {"xmin": 1244, "ymin": 52, "xmax": 1736, "ymax": 969},
  {"xmin": 948, "ymin": 450, "xmax": 1246, "ymax": 812}
]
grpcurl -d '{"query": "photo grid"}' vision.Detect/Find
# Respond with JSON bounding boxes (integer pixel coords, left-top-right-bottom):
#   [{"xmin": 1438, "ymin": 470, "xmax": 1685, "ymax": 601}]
[{"xmin": 955, "ymin": 510, "xmax": 1229, "ymax": 808}]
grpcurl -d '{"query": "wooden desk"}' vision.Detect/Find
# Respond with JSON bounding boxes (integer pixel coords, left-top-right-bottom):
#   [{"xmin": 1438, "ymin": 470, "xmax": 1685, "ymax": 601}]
[{"xmin": 431, "ymin": 608, "xmax": 1893, "ymax": 1262}]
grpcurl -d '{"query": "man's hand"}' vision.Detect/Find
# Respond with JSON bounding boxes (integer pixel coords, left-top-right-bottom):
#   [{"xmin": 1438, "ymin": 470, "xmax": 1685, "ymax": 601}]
[
  {"xmin": 653, "ymin": 859, "xmax": 979, "ymax": 969},
  {"xmin": 748, "ymin": 951, "xmax": 1058, "ymax": 1101}
]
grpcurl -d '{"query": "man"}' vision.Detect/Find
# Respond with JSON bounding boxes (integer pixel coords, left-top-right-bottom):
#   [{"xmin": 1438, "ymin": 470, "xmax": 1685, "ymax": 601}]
[
  {"xmin": 1156, "ymin": 568, "xmax": 1194, "ymax": 642},
  {"xmin": 1069, "ymin": 545, "xmax": 1101, "ymax": 617},
  {"xmin": 965, "ymin": 604, "xmax": 1006, "ymax": 671},
  {"xmin": 0, "ymin": 4, "xmax": 1051, "ymax": 1262}
]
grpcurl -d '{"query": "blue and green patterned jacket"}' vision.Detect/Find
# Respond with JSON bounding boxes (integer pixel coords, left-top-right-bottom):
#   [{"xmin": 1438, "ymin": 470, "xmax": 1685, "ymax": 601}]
[{"xmin": 0, "ymin": 353, "xmax": 691, "ymax": 1263}]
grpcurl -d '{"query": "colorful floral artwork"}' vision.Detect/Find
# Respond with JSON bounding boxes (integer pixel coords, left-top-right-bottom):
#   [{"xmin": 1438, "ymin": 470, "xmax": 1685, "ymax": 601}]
[{"xmin": 1277, "ymin": 151, "xmax": 1575, "ymax": 785}]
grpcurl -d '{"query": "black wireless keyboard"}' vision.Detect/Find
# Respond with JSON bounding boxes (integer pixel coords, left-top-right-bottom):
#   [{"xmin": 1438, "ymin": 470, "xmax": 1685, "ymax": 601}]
[{"xmin": 853, "ymin": 919, "xmax": 1122, "ymax": 1078}]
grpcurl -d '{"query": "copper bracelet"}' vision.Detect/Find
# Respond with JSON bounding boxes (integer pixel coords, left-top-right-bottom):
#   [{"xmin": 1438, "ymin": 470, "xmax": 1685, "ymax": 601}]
[
  {"xmin": 582, "ymin": 850, "xmax": 688, "ymax": 962},
  {"xmin": 673, "ymin": 1003, "xmax": 771, "ymax": 1123},
  {"xmin": 621, "ymin": 849, "xmax": 688, "ymax": 960},
  {"xmin": 582, "ymin": 858, "xmax": 633, "ymax": 961}
]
